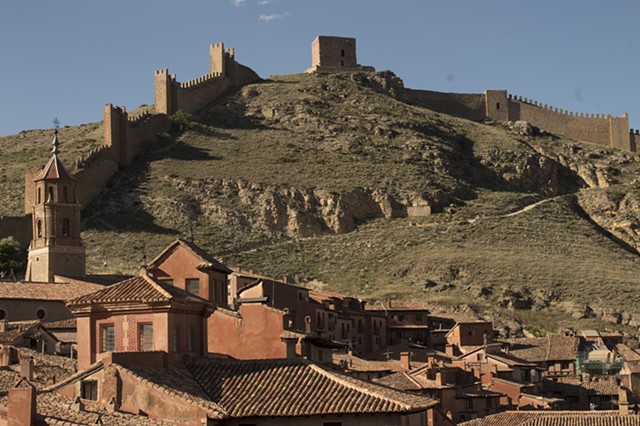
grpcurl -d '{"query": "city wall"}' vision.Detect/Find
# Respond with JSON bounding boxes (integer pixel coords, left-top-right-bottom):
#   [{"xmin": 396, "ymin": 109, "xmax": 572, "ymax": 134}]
[
  {"xmin": 403, "ymin": 89, "xmax": 636, "ymax": 152},
  {"xmin": 4, "ymin": 41, "xmax": 260, "ymax": 247}
]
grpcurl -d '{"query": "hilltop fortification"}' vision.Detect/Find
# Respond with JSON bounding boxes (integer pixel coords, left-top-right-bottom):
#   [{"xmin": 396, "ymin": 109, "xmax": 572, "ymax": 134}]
[
  {"xmin": 22, "ymin": 42, "xmax": 260, "ymax": 215},
  {"xmin": 403, "ymin": 88, "xmax": 636, "ymax": 152}
]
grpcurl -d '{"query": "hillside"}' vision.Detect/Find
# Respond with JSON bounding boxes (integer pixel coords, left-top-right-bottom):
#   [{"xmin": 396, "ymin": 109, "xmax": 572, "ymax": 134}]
[{"xmin": 4, "ymin": 71, "xmax": 640, "ymax": 338}]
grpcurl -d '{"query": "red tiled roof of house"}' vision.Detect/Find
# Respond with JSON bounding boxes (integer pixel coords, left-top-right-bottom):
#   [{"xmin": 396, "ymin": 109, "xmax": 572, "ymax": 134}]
[
  {"xmin": 459, "ymin": 410, "xmax": 640, "ymax": 426},
  {"xmin": 501, "ymin": 334, "xmax": 579, "ymax": 362},
  {"xmin": 331, "ymin": 352, "xmax": 403, "ymax": 373},
  {"xmin": 42, "ymin": 318, "xmax": 76, "ymax": 329},
  {"xmin": 0, "ymin": 281, "xmax": 104, "ymax": 301},
  {"xmin": 67, "ymin": 274, "xmax": 212, "ymax": 307},
  {"xmin": 617, "ymin": 344, "xmax": 640, "ymax": 361},
  {"xmin": 187, "ymin": 358, "xmax": 439, "ymax": 417},
  {"xmin": 149, "ymin": 238, "xmax": 232, "ymax": 273}
]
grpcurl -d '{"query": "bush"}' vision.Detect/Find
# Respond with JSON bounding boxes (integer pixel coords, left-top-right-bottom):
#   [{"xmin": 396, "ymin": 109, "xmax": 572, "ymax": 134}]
[
  {"xmin": 0, "ymin": 236, "xmax": 23, "ymax": 274},
  {"xmin": 169, "ymin": 110, "xmax": 194, "ymax": 131}
]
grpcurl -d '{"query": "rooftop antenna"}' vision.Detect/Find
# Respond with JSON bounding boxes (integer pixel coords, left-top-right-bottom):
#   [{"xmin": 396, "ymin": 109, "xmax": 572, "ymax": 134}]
[{"xmin": 51, "ymin": 117, "xmax": 61, "ymax": 155}]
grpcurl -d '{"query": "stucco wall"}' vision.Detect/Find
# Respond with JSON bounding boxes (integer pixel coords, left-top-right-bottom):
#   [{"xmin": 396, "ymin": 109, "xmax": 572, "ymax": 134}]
[
  {"xmin": 207, "ymin": 304, "xmax": 287, "ymax": 359},
  {"xmin": 0, "ymin": 299, "xmax": 71, "ymax": 323}
]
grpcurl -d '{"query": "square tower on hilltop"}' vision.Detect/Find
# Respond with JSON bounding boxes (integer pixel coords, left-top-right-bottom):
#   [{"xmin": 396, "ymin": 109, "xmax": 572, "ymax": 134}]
[{"xmin": 306, "ymin": 36, "xmax": 374, "ymax": 73}]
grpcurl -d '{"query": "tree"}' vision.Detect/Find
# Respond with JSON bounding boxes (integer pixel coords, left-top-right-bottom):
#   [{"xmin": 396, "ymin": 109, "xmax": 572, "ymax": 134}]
[
  {"xmin": 169, "ymin": 110, "xmax": 194, "ymax": 131},
  {"xmin": 0, "ymin": 236, "xmax": 23, "ymax": 275}
]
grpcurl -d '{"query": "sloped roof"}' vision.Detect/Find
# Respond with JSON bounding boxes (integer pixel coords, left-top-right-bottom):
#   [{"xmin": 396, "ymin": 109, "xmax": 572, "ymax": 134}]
[
  {"xmin": 67, "ymin": 274, "xmax": 212, "ymax": 307},
  {"xmin": 459, "ymin": 410, "xmax": 640, "ymax": 426},
  {"xmin": 33, "ymin": 154, "xmax": 75, "ymax": 182},
  {"xmin": 501, "ymin": 334, "xmax": 579, "ymax": 362},
  {"xmin": 149, "ymin": 238, "xmax": 232, "ymax": 273},
  {"xmin": 0, "ymin": 281, "xmax": 104, "ymax": 301},
  {"xmin": 187, "ymin": 358, "xmax": 438, "ymax": 417}
]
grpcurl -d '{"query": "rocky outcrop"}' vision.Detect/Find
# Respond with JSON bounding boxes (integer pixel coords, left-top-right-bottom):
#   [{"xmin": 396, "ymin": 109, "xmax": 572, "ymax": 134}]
[{"xmin": 161, "ymin": 177, "xmax": 432, "ymax": 238}]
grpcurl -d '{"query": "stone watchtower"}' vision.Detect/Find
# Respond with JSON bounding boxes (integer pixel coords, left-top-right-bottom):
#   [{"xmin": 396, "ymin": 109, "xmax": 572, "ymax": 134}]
[
  {"xmin": 306, "ymin": 36, "xmax": 375, "ymax": 73},
  {"xmin": 26, "ymin": 130, "xmax": 85, "ymax": 282}
]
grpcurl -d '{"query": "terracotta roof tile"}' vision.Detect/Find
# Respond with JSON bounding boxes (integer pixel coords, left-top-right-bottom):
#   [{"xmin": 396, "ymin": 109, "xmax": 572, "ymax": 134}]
[
  {"xmin": 43, "ymin": 318, "xmax": 76, "ymax": 329},
  {"xmin": 501, "ymin": 334, "xmax": 579, "ymax": 362},
  {"xmin": 459, "ymin": 411, "xmax": 640, "ymax": 426},
  {"xmin": 33, "ymin": 154, "xmax": 75, "ymax": 182},
  {"xmin": 67, "ymin": 274, "xmax": 211, "ymax": 307},
  {"xmin": 149, "ymin": 238, "xmax": 232, "ymax": 273},
  {"xmin": 0, "ymin": 281, "xmax": 104, "ymax": 301},
  {"xmin": 186, "ymin": 358, "xmax": 438, "ymax": 417},
  {"xmin": 331, "ymin": 352, "xmax": 403, "ymax": 373}
]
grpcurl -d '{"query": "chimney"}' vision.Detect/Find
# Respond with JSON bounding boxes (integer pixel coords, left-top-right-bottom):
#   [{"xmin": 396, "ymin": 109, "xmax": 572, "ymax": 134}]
[
  {"xmin": 435, "ymin": 371, "xmax": 444, "ymax": 386},
  {"xmin": 19, "ymin": 357, "xmax": 34, "ymax": 381},
  {"xmin": 619, "ymin": 387, "xmax": 630, "ymax": 416},
  {"xmin": 445, "ymin": 344, "xmax": 455, "ymax": 357},
  {"xmin": 7, "ymin": 380, "xmax": 36, "ymax": 426},
  {"xmin": 304, "ymin": 316, "xmax": 311, "ymax": 335},
  {"xmin": 347, "ymin": 349, "xmax": 353, "ymax": 367},
  {"xmin": 400, "ymin": 351, "xmax": 411, "ymax": 370},
  {"xmin": 0, "ymin": 320, "xmax": 7, "ymax": 332},
  {"xmin": 71, "ymin": 396, "xmax": 85, "ymax": 412},
  {"xmin": 283, "ymin": 276, "xmax": 289, "ymax": 284}
]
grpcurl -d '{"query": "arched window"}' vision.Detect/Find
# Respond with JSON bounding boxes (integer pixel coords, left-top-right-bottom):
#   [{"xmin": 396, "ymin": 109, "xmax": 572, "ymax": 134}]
[
  {"xmin": 62, "ymin": 218, "xmax": 70, "ymax": 237},
  {"xmin": 37, "ymin": 188, "xmax": 41, "ymax": 204},
  {"xmin": 63, "ymin": 186, "xmax": 68, "ymax": 202},
  {"xmin": 47, "ymin": 186, "xmax": 54, "ymax": 202},
  {"xmin": 37, "ymin": 219, "xmax": 42, "ymax": 238}
]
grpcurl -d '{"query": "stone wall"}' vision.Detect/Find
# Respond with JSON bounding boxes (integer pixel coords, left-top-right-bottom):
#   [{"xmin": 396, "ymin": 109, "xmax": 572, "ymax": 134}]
[{"xmin": 403, "ymin": 89, "xmax": 487, "ymax": 121}]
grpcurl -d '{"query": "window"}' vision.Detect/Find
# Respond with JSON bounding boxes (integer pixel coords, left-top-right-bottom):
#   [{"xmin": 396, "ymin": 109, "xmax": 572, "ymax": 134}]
[
  {"xmin": 62, "ymin": 218, "xmax": 70, "ymax": 236},
  {"xmin": 416, "ymin": 314, "xmax": 422, "ymax": 322},
  {"xmin": 496, "ymin": 102, "xmax": 501, "ymax": 110},
  {"xmin": 63, "ymin": 186, "xmax": 68, "ymax": 202},
  {"xmin": 173, "ymin": 325, "xmax": 181, "ymax": 352},
  {"xmin": 340, "ymin": 60, "xmax": 344, "ymax": 66},
  {"xmin": 101, "ymin": 324, "xmax": 115, "ymax": 352},
  {"xmin": 187, "ymin": 326, "xmax": 195, "ymax": 352},
  {"xmin": 341, "ymin": 49, "xmax": 345, "ymax": 57},
  {"xmin": 186, "ymin": 278, "xmax": 200, "ymax": 296},
  {"xmin": 80, "ymin": 380, "xmax": 98, "ymax": 401},
  {"xmin": 37, "ymin": 220, "xmax": 42, "ymax": 238},
  {"xmin": 36, "ymin": 309, "xmax": 46, "ymax": 320},
  {"xmin": 0, "ymin": 310, "xmax": 6, "ymax": 320},
  {"xmin": 37, "ymin": 188, "xmax": 41, "ymax": 204},
  {"xmin": 47, "ymin": 186, "xmax": 54, "ymax": 202},
  {"xmin": 138, "ymin": 323, "xmax": 153, "ymax": 351}
]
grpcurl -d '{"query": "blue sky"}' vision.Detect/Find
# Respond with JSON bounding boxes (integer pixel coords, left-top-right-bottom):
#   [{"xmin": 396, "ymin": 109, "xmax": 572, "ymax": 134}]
[{"xmin": 1, "ymin": 1, "xmax": 640, "ymax": 136}]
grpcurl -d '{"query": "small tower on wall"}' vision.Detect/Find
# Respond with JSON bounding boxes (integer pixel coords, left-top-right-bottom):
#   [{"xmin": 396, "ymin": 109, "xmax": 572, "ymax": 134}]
[{"xmin": 26, "ymin": 130, "xmax": 85, "ymax": 282}]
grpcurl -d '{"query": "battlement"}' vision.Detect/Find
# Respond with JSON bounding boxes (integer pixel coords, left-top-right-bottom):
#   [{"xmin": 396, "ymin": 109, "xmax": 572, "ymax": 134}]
[
  {"xmin": 508, "ymin": 94, "xmax": 627, "ymax": 119},
  {"xmin": 179, "ymin": 72, "xmax": 223, "ymax": 89}
]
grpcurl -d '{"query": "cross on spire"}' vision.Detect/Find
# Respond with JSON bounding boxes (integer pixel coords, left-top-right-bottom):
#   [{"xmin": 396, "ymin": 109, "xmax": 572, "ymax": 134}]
[{"xmin": 51, "ymin": 117, "xmax": 60, "ymax": 156}]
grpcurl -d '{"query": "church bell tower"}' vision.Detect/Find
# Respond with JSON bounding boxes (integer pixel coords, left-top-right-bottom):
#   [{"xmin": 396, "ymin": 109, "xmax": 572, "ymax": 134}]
[{"xmin": 26, "ymin": 129, "xmax": 85, "ymax": 282}]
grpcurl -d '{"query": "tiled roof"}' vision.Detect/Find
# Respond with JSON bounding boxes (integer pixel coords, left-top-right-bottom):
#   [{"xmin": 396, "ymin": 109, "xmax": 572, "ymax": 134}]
[
  {"xmin": 617, "ymin": 344, "xmax": 640, "ymax": 361},
  {"xmin": 373, "ymin": 372, "xmax": 422, "ymax": 391},
  {"xmin": 331, "ymin": 352, "xmax": 403, "ymax": 373},
  {"xmin": 501, "ymin": 334, "xmax": 579, "ymax": 362},
  {"xmin": 33, "ymin": 154, "xmax": 74, "ymax": 182},
  {"xmin": 149, "ymin": 238, "xmax": 232, "ymax": 273},
  {"xmin": 0, "ymin": 281, "xmax": 104, "ymax": 301},
  {"xmin": 0, "ymin": 321, "xmax": 40, "ymax": 344},
  {"xmin": 57, "ymin": 274, "xmax": 133, "ymax": 287},
  {"xmin": 486, "ymin": 351, "xmax": 537, "ymax": 367},
  {"xmin": 67, "ymin": 274, "xmax": 212, "ymax": 307},
  {"xmin": 120, "ymin": 364, "xmax": 226, "ymax": 420},
  {"xmin": 43, "ymin": 318, "xmax": 76, "ymax": 329},
  {"xmin": 187, "ymin": 358, "xmax": 439, "ymax": 417},
  {"xmin": 459, "ymin": 411, "xmax": 640, "ymax": 426}
]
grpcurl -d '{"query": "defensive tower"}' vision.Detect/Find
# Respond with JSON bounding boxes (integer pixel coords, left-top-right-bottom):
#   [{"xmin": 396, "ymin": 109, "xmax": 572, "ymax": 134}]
[{"xmin": 25, "ymin": 130, "xmax": 85, "ymax": 282}]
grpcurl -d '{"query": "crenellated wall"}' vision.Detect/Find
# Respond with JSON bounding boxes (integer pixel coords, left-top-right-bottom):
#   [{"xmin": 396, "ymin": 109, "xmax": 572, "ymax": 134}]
[
  {"xmin": 404, "ymin": 88, "xmax": 635, "ymax": 152},
  {"xmin": 154, "ymin": 42, "xmax": 259, "ymax": 116},
  {"xmin": 5, "ymin": 41, "xmax": 260, "ymax": 248}
]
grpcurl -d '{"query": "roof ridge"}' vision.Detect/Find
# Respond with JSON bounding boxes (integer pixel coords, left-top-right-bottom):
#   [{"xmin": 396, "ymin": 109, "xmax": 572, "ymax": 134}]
[
  {"xmin": 142, "ymin": 274, "xmax": 173, "ymax": 300},
  {"xmin": 44, "ymin": 360, "xmax": 104, "ymax": 392},
  {"xmin": 117, "ymin": 364, "xmax": 227, "ymax": 419},
  {"xmin": 308, "ymin": 363, "xmax": 415, "ymax": 411},
  {"xmin": 403, "ymin": 371, "xmax": 423, "ymax": 388}
]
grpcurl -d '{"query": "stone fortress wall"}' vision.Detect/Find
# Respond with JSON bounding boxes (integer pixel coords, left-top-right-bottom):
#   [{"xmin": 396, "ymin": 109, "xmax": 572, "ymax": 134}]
[
  {"xmin": 403, "ymin": 88, "xmax": 636, "ymax": 152},
  {"xmin": 11, "ymin": 41, "xmax": 260, "ymax": 246}
]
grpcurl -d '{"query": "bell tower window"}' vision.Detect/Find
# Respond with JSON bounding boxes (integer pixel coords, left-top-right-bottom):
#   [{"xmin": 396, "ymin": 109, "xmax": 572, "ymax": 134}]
[
  {"xmin": 63, "ymin": 186, "xmax": 68, "ymax": 202},
  {"xmin": 62, "ymin": 218, "xmax": 70, "ymax": 237},
  {"xmin": 47, "ymin": 187, "xmax": 54, "ymax": 202},
  {"xmin": 37, "ymin": 188, "xmax": 42, "ymax": 204},
  {"xmin": 37, "ymin": 220, "xmax": 42, "ymax": 238}
]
